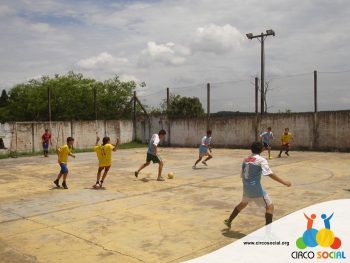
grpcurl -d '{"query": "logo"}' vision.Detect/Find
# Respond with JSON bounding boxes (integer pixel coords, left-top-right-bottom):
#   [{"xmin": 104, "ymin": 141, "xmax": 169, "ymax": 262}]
[
  {"xmin": 296, "ymin": 213, "xmax": 341, "ymax": 250},
  {"xmin": 291, "ymin": 213, "xmax": 346, "ymax": 260}
]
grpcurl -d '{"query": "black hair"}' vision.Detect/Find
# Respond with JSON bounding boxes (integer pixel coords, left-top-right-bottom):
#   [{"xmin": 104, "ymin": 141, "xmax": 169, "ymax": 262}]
[
  {"xmin": 66, "ymin": 137, "xmax": 74, "ymax": 143},
  {"xmin": 267, "ymin": 127, "xmax": 272, "ymax": 130},
  {"xmin": 207, "ymin": 130, "xmax": 212, "ymax": 135},
  {"xmin": 102, "ymin": 137, "xmax": 110, "ymax": 145},
  {"xmin": 158, "ymin": 129, "xmax": 166, "ymax": 135},
  {"xmin": 251, "ymin": 141, "xmax": 263, "ymax": 154}
]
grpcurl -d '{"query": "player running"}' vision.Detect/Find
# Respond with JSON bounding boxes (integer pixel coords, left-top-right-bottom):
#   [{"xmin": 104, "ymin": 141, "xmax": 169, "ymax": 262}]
[
  {"xmin": 260, "ymin": 127, "xmax": 274, "ymax": 159},
  {"xmin": 192, "ymin": 130, "xmax": 213, "ymax": 169},
  {"xmin": 278, "ymin": 128, "xmax": 294, "ymax": 158}
]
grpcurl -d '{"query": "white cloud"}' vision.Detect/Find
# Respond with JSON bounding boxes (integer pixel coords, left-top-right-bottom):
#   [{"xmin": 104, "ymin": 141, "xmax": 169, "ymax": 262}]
[
  {"xmin": 31, "ymin": 22, "xmax": 52, "ymax": 33},
  {"xmin": 0, "ymin": 5, "xmax": 14, "ymax": 16},
  {"xmin": 192, "ymin": 24, "xmax": 245, "ymax": 54},
  {"xmin": 119, "ymin": 74, "xmax": 139, "ymax": 83},
  {"xmin": 139, "ymin": 41, "xmax": 190, "ymax": 66},
  {"xmin": 76, "ymin": 52, "xmax": 128, "ymax": 70}
]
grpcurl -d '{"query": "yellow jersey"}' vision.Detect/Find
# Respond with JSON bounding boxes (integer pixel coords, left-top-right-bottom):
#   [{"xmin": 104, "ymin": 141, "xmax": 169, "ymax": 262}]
[
  {"xmin": 58, "ymin": 144, "xmax": 72, "ymax": 164},
  {"xmin": 281, "ymin": 132, "xmax": 293, "ymax": 145},
  {"xmin": 94, "ymin": 144, "xmax": 114, "ymax": 167}
]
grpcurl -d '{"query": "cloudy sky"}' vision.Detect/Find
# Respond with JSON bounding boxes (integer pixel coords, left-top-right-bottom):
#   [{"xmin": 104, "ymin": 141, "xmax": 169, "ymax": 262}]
[{"xmin": 1, "ymin": 0, "xmax": 349, "ymax": 112}]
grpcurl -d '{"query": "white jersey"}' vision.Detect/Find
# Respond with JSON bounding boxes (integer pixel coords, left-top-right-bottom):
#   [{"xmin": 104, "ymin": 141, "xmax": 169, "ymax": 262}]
[
  {"xmin": 147, "ymin": 134, "xmax": 160, "ymax": 155},
  {"xmin": 241, "ymin": 154, "xmax": 273, "ymax": 198}
]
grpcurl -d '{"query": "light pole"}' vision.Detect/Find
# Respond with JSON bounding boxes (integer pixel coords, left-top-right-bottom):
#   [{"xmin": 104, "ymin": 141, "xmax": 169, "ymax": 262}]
[{"xmin": 246, "ymin": 29, "xmax": 275, "ymax": 114}]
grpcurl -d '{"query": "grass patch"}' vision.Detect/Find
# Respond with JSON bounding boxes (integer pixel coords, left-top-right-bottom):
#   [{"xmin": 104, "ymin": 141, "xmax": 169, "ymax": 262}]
[{"xmin": 0, "ymin": 141, "xmax": 146, "ymax": 159}]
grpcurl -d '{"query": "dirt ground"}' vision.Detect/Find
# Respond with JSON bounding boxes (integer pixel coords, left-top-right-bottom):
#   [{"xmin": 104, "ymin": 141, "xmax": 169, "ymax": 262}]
[{"xmin": 0, "ymin": 148, "xmax": 349, "ymax": 263}]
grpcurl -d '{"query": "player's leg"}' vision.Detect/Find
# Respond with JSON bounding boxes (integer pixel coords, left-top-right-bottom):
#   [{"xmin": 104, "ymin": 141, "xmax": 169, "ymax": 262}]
[
  {"xmin": 100, "ymin": 166, "xmax": 111, "ymax": 187},
  {"xmin": 268, "ymin": 145, "xmax": 272, "ymax": 159},
  {"xmin": 62, "ymin": 172, "xmax": 69, "ymax": 189},
  {"xmin": 93, "ymin": 167, "xmax": 104, "ymax": 188},
  {"xmin": 265, "ymin": 204, "xmax": 274, "ymax": 225},
  {"xmin": 264, "ymin": 194, "xmax": 274, "ymax": 225},
  {"xmin": 157, "ymin": 159, "xmax": 164, "ymax": 181},
  {"xmin": 278, "ymin": 145, "xmax": 283, "ymax": 157},
  {"xmin": 224, "ymin": 201, "xmax": 248, "ymax": 229},
  {"xmin": 285, "ymin": 144, "xmax": 290, "ymax": 156},
  {"xmin": 135, "ymin": 161, "xmax": 150, "ymax": 177},
  {"xmin": 54, "ymin": 173, "xmax": 62, "ymax": 187},
  {"xmin": 203, "ymin": 152, "xmax": 213, "ymax": 163},
  {"xmin": 193, "ymin": 155, "xmax": 202, "ymax": 168}
]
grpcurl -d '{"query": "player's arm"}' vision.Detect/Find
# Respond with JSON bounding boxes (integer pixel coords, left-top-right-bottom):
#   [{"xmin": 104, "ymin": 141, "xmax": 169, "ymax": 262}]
[
  {"xmin": 113, "ymin": 138, "xmax": 120, "ymax": 152},
  {"xmin": 153, "ymin": 144, "xmax": 158, "ymax": 155},
  {"xmin": 268, "ymin": 173, "xmax": 291, "ymax": 187},
  {"xmin": 95, "ymin": 136, "xmax": 100, "ymax": 146},
  {"xmin": 68, "ymin": 148, "xmax": 76, "ymax": 158}
]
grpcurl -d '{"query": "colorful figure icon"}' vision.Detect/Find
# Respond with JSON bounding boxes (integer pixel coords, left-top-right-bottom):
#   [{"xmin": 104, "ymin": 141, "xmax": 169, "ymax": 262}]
[
  {"xmin": 296, "ymin": 212, "xmax": 341, "ymax": 250},
  {"xmin": 321, "ymin": 213, "xmax": 334, "ymax": 229},
  {"xmin": 304, "ymin": 213, "xmax": 316, "ymax": 229}
]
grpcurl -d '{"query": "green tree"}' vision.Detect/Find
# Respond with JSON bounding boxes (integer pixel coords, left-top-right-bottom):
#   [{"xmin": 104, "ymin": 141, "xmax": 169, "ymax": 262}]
[
  {"xmin": 166, "ymin": 94, "xmax": 205, "ymax": 118},
  {"xmin": 0, "ymin": 89, "xmax": 9, "ymax": 107},
  {"xmin": 1, "ymin": 72, "xmax": 137, "ymax": 122}
]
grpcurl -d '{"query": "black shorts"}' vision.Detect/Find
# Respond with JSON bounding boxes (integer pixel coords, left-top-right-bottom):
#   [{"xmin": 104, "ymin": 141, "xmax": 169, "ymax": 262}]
[
  {"xmin": 263, "ymin": 142, "xmax": 270, "ymax": 148},
  {"xmin": 146, "ymin": 153, "xmax": 161, "ymax": 163}
]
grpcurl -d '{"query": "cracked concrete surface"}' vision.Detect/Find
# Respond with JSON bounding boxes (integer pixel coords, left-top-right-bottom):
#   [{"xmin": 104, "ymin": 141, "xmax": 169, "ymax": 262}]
[{"xmin": 0, "ymin": 148, "xmax": 349, "ymax": 262}]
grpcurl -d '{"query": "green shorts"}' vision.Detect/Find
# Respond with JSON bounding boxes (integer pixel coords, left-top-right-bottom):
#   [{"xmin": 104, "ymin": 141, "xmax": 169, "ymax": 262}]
[{"xmin": 147, "ymin": 153, "xmax": 161, "ymax": 163}]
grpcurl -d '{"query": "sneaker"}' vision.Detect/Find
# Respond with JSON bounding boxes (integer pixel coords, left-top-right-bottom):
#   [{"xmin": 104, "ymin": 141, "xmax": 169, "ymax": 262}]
[
  {"xmin": 157, "ymin": 176, "xmax": 165, "ymax": 181},
  {"xmin": 202, "ymin": 161, "xmax": 207, "ymax": 166},
  {"xmin": 269, "ymin": 156, "xmax": 273, "ymax": 160},
  {"xmin": 134, "ymin": 171, "xmax": 139, "ymax": 178},
  {"xmin": 192, "ymin": 165, "xmax": 196, "ymax": 169},
  {"xmin": 285, "ymin": 152, "xmax": 289, "ymax": 156},
  {"xmin": 53, "ymin": 179, "xmax": 60, "ymax": 188},
  {"xmin": 93, "ymin": 183, "xmax": 101, "ymax": 188},
  {"xmin": 277, "ymin": 155, "xmax": 281, "ymax": 158},
  {"xmin": 62, "ymin": 182, "xmax": 68, "ymax": 189},
  {"xmin": 224, "ymin": 219, "xmax": 231, "ymax": 229}
]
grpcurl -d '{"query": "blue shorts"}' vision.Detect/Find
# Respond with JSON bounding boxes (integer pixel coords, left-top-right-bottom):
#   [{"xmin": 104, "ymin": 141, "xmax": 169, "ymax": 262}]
[
  {"xmin": 43, "ymin": 142, "xmax": 49, "ymax": 150},
  {"xmin": 59, "ymin": 163, "xmax": 69, "ymax": 174},
  {"xmin": 263, "ymin": 142, "xmax": 270, "ymax": 148},
  {"xmin": 199, "ymin": 145, "xmax": 209, "ymax": 156}
]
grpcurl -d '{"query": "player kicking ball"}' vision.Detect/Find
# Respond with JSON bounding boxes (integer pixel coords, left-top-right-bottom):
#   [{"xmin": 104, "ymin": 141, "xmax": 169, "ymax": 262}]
[
  {"xmin": 192, "ymin": 130, "xmax": 213, "ymax": 169},
  {"xmin": 224, "ymin": 141, "xmax": 291, "ymax": 229},
  {"xmin": 135, "ymin": 130, "xmax": 166, "ymax": 181},
  {"xmin": 93, "ymin": 136, "xmax": 119, "ymax": 188}
]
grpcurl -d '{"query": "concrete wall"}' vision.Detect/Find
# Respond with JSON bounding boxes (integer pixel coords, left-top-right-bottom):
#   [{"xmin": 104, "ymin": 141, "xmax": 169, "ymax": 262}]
[
  {"xmin": 135, "ymin": 111, "xmax": 350, "ymax": 151},
  {"xmin": 0, "ymin": 120, "xmax": 134, "ymax": 153},
  {"xmin": 1, "ymin": 111, "xmax": 349, "ymax": 153}
]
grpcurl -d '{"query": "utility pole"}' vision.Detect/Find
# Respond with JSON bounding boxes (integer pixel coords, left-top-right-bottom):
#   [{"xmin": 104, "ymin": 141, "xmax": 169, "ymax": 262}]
[
  {"xmin": 314, "ymin": 70, "xmax": 318, "ymax": 113},
  {"xmin": 207, "ymin": 83, "xmax": 210, "ymax": 130},
  {"xmin": 246, "ymin": 29, "xmax": 276, "ymax": 114}
]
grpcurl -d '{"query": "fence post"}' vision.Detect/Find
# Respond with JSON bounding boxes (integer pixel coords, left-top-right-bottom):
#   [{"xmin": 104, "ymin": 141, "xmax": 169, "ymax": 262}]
[
  {"xmin": 166, "ymin": 87, "xmax": 171, "ymax": 146},
  {"xmin": 133, "ymin": 91, "xmax": 136, "ymax": 141},
  {"xmin": 313, "ymin": 70, "xmax": 319, "ymax": 150},
  {"xmin": 48, "ymin": 86, "xmax": 51, "ymax": 123},
  {"xmin": 207, "ymin": 83, "xmax": 210, "ymax": 130},
  {"xmin": 32, "ymin": 123, "xmax": 35, "ymax": 153}
]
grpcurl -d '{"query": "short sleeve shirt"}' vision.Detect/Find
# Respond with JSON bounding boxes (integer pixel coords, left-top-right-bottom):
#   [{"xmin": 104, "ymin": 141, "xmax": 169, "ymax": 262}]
[
  {"xmin": 147, "ymin": 134, "xmax": 160, "ymax": 155},
  {"xmin": 281, "ymin": 132, "xmax": 293, "ymax": 144},
  {"xmin": 94, "ymin": 144, "xmax": 114, "ymax": 167},
  {"xmin": 241, "ymin": 154, "xmax": 273, "ymax": 197},
  {"xmin": 58, "ymin": 144, "xmax": 72, "ymax": 164},
  {"xmin": 260, "ymin": 131, "xmax": 273, "ymax": 144}
]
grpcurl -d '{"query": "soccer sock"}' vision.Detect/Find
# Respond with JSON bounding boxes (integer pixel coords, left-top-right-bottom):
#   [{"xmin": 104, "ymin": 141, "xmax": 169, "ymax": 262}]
[
  {"xmin": 96, "ymin": 181, "xmax": 99, "ymax": 184},
  {"xmin": 228, "ymin": 207, "xmax": 240, "ymax": 223},
  {"xmin": 100, "ymin": 180, "xmax": 103, "ymax": 185},
  {"xmin": 265, "ymin": 213, "xmax": 273, "ymax": 225}
]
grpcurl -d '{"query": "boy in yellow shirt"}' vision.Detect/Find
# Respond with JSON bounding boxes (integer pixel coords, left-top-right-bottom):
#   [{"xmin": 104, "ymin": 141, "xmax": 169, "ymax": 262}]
[
  {"xmin": 93, "ymin": 136, "xmax": 119, "ymax": 188},
  {"xmin": 278, "ymin": 128, "xmax": 294, "ymax": 158},
  {"xmin": 53, "ymin": 137, "xmax": 75, "ymax": 189}
]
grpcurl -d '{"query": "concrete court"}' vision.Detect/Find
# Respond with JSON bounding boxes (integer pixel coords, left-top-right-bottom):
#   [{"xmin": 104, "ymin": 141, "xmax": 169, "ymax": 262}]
[{"xmin": 0, "ymin": 147, "xmax": 349, "ymax": 263}]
